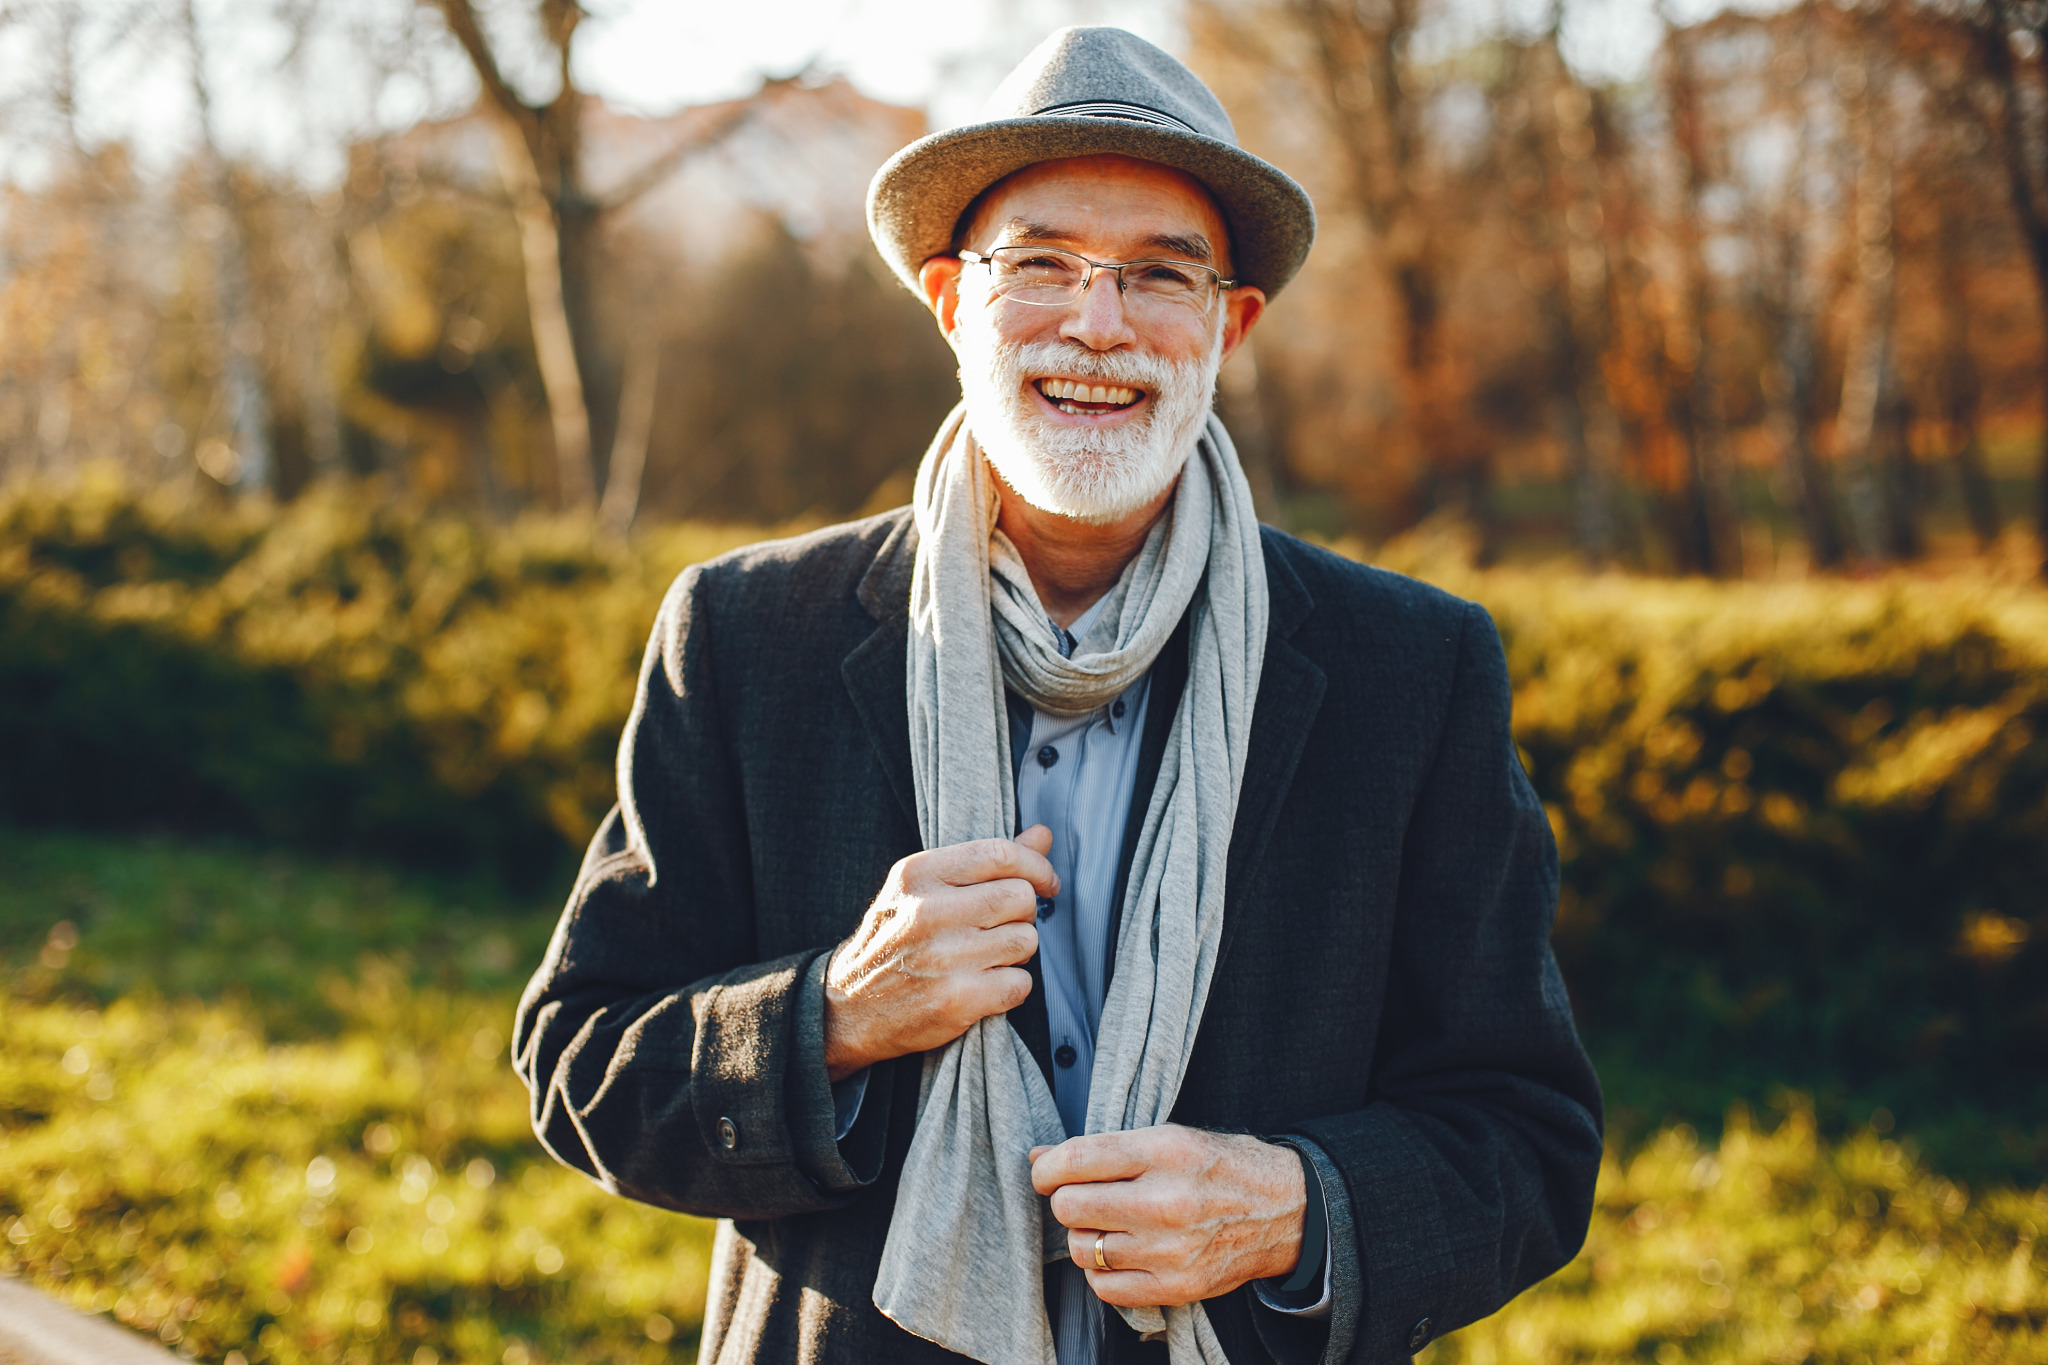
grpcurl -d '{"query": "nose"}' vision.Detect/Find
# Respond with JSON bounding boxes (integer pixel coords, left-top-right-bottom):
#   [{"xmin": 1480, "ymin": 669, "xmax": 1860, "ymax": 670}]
[{"xmin": 1058, "ymin": 265, "xmax": 1138, "ymax": 352}]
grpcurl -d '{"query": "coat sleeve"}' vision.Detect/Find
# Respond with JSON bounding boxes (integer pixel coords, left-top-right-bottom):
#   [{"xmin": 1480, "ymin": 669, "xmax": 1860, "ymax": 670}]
[
  {"xmin": 511, "ymin": 563, "xmax": 879, "ymax": 1219},
  {"xmin": 1289, "ymin": 599, "xmax": 1603, "ymax": 1364}
]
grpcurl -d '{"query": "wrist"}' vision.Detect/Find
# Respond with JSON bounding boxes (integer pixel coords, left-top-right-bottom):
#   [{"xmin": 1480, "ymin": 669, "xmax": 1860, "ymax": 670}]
[
  {"xmin": 822, "ymin": 981, "xmax": 873, "ymax": 1082},
  {"xmin": 1256, "ymin": 1136, "xmax": 1309, "ymax": 1282}
]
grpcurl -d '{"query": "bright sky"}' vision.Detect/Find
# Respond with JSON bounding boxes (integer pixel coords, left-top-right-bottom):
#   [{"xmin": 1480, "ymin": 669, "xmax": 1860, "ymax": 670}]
[{"xmin": 0, "ymin": 0, "xmax": 1766, "ymax": 188}]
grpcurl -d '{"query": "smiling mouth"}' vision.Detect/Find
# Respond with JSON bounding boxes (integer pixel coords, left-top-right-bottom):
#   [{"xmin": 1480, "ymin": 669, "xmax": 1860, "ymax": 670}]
[{"xmin": 1035, "ymin": 377, "xmax": 1144, "ymax": 416}]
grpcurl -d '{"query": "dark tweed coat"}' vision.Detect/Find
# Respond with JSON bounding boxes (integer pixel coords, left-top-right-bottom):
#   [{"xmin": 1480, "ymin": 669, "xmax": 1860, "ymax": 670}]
[{"xmin": 513, "ymin": 508, "xmax": 1602, "ymax": 1365}]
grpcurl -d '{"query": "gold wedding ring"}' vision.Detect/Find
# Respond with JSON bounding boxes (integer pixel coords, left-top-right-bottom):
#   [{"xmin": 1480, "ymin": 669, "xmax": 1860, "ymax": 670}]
[{"xmin": 1093, "ymin": 1232, "xmax": 1110, "ymax": 1271}]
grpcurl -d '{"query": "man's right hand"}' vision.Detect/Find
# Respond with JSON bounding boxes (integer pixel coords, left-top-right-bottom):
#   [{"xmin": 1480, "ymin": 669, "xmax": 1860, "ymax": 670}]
[{"xmin": 822, "ymin": 825, "xmax": 1057, "ymax": 1081}]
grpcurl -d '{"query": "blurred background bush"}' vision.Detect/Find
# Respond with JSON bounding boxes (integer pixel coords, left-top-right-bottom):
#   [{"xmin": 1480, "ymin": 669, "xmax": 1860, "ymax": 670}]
[{"xmin": 2, "ymin": 0, "xmax": 2046, "ymax": 1361}]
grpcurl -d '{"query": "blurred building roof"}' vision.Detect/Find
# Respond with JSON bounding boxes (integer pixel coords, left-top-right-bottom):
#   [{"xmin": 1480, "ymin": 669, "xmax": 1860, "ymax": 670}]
[{"xmin": 379, "ymin": 75, "xmax": 926, "ymax": 265}]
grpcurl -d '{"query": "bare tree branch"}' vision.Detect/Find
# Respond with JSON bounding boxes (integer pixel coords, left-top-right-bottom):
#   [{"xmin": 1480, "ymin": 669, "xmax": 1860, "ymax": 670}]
[{"xmin": 429, "ymin": 0, "xmax": 541, "ymax": 147}]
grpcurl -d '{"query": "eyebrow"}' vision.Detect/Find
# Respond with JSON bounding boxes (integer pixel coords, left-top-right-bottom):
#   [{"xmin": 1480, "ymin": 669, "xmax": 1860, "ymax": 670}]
[{"xmin": 993, "ymin": 219, "xmax": 1216, "ymax": 264}]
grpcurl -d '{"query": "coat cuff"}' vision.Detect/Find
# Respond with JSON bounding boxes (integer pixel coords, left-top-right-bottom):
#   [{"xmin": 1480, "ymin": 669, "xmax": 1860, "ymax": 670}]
[
  {"xmin": 784, "ymin": 950, "xmax": 889, "ymax": 1193},
  {"xmin": 1296, "ymin": 1108, "xmax": 1447, "ymax": 1363},
  {"xmin": 1254, "ymin": 1140, "xmax": 1332, "ymax": 1318},
  {"xmin": 1248, "ymin": 1135, "xmax": 1360, "ymax": 1365}
]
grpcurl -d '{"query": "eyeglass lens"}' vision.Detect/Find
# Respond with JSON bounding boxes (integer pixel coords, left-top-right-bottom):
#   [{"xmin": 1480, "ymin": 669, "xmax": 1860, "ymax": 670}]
[{"xmin": 983, "ymin": 247, "xmax": 1217, "ymax": 313}]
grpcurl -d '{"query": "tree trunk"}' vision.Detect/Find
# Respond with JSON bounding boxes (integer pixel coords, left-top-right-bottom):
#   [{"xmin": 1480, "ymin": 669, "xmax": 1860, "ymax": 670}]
[
  {"xmin": 1973, "ymin": 0, "xmax": 2048, "ymax": 575},
  {"xmin": 1663, "ymin": 27, "xmax": 1737, "ymax": 575},
  {"xmin": 1833, "ymin": 49, "xmax": 1914, "ymax": 564},
  {"xmin": 181, "ymin": 0, "xmax": 273, "ymax": 495},
  {"xmin": 1937, "ymin": 202, "xmax": 2000, "ymax": 548},
  {"xmin": 1293, "ymin": 0, "xmax": 1458, "ymax": 526},
  {"xmin": 1878, "ymin": 379, "xmax": 1921, "ymax": 561},
  {"xmin": 1780, "ymin": 318, "xmax": 1846, "ymax": 568},
  {"xmin": 598, "ymin": 330, "xmax": 660, "ymax": 537},
  {"xmin": 493, "ymin": 129, "xmax": 595, "ymax": 510}
]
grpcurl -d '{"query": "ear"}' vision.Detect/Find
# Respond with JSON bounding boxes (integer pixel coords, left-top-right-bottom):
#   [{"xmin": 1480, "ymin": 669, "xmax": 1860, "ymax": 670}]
[
  {"xmin": 1218, "ymin": 285, "xmax": 1267, "ymax": 365},
  {"xmin": 919, "ymin": 256, "xmax": 965, "ymax": 343}
]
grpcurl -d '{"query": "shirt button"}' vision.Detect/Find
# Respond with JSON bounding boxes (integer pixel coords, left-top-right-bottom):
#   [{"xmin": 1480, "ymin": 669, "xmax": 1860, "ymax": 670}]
[
  {"xmin": 1407, "ymin": 1318, "xmax": 1433, "ymax": 1351},
  {"xmin": 1037, "ymin": 897, "xmax": 1056, "ymax": 920},
  {"xmin": 716, "ymin": 1117, "xmax": 739, "ymax": 1150},
  {"xmin": 1054, "ymin": 1044, "xmax": 1077, "ymax": 1068},
  {"xmin": 1037, "ymin": 745, "xmax": 1059, "ymax": 769},
  {"xmin": 1112, "ymin": 699, "xmax": 1126, "ymax": 719}
]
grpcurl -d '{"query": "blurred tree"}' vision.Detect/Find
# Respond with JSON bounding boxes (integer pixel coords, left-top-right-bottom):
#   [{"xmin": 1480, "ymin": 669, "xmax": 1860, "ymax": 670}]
[
  {"xmin": 1490, "ymin": 28, "xmax": 1620, "ymax": 564},
  {"xmin": 1288, "ymin": 0, "xmax": 1485, "ymax": 526},
  {"xmin": 646, "ymin": 215, "xmax": 959, "ymax": 523},
  {"xmin": 174, "ymin": 0, "xmax": 278, "ymax": 495},
  {"xmin": 1952, "ymin": 0, "xmax": 2048, "ymax": 573},
  {"xmin": 424, "ymin": 0, "xmax": 748, "ymax": 511},
  {"xmin": 1744, "ymin": 12, "xmax": 1849, "ymax": 568},
  {"xmin": 1659, "ymin": 16, "xmax": 1742, "ymax": 574}
]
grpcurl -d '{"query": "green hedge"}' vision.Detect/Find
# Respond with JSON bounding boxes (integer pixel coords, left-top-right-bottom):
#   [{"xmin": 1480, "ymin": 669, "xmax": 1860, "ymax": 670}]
[
  {"xmin": 4, "ymin": 482, "xmax": 2044, "ymax": 1156},
  {"xmin": 0, "ymin": 479, "xmax": 761, "ymax": 885},
  {"xmin": 1390, "ymin": 551, "xmax": 2048, "ymax": 1162}
]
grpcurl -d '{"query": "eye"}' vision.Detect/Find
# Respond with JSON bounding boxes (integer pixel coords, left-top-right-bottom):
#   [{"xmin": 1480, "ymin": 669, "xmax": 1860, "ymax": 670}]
[
  {"xmin": 1132, "ymin": 262, "xmax": 1202, "ymax": 287},
  {"xmin": 1007, "ymin": 253, "xmax": 1078, "ymax": 273}
]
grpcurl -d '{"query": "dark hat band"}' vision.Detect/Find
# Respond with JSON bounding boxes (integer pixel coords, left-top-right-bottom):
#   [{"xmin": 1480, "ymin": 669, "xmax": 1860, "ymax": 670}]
[{"xmin": 1033, "ymin": 101, "xmax": 1200, "ymax": 135}]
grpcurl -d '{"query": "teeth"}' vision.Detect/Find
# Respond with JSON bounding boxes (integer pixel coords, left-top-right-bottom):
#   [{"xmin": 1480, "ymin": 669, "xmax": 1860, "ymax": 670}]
[{"xmin": 1038, "ymin": 379, "xmax": 1138, "ymax": 406}]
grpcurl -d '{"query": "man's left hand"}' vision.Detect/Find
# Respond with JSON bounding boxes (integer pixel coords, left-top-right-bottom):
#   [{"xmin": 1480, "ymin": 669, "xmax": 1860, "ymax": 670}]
[{"xmin": 1028, "ymin": 1125, "xmax": 1306, "ymax": 1308}]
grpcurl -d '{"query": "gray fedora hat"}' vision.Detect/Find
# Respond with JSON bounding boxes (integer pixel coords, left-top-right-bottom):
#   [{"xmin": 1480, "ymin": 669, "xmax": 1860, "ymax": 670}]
[{"xmin": 867, "ymin": 26, "xmax": 1316, "ymax": 298}]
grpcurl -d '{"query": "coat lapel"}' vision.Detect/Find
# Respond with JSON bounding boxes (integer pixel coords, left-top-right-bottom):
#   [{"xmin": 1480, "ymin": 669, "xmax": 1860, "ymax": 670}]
[
  {"xmin": 1220, "ymin": 532, "xmax": 1327, "ymax": 966},
  {"xmin": 842, "ymin": 513, "xmax": 920, "ymax": 836}
]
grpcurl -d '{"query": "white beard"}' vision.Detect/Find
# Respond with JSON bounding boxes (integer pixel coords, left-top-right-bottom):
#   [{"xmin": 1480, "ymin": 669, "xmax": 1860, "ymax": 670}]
[{"xmin": 954, "ymin": 312, "xmax": 1226, "ymax": 524}]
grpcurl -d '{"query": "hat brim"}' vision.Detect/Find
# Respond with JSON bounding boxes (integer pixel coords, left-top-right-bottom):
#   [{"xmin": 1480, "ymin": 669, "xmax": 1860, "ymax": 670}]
[{"xmin": 867, "ymin": 116, "xmax": 1316, "ymax": 299}]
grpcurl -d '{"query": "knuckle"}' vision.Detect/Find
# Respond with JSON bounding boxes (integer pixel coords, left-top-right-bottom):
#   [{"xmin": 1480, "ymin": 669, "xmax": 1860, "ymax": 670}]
[
  {"xmin": 1158, "ymin": 1190, "xmax": 1198, "ymax": 1228},
  {"xmin": 1000, "ymin": 969, "xmax": 1033, "ymax": 1010},
  {"xmin": 999, "ymin": 876, "xmax": 1039, "ymax": 915}
]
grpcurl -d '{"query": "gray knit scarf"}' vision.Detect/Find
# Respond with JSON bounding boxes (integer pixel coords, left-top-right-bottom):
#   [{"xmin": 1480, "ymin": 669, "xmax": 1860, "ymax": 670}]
[{"xmin": 874, "ymin": 404, "xmax": 1269, "ymax": 1365}]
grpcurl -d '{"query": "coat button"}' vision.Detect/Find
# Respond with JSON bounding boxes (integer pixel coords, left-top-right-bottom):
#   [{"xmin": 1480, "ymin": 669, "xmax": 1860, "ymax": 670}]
[
  {"xmin": 1054, "ymin": 1044, "xmax": 1077, "ymax": 1068},
  {"xmin": 1407, "ymin": 1318, "xmax": 1433, "ymax": 1351},
  {"xmin": 1037, "ymin": 745, "xmax": 1059, "ymax": 768},
  {"xmin": 717, "ymin": 1117, "xmax": 739, "ymax": 1150},
  {"xmin": 1037, "ymin": 897, "xmax": 1056, "ymax": 919}
]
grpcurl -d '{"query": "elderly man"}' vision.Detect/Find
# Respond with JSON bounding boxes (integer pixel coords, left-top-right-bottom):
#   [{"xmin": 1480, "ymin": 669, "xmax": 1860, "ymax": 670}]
[{"xmin": 514, "ymin": 26, "xmax": 1600, "ymax": 1365}]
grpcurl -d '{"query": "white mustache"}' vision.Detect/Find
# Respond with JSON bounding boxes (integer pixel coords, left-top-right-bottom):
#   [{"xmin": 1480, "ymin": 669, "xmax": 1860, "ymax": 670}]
[{"xmin": 1008, "ymin": 341, "xmax": 1185, "ymax": 394}]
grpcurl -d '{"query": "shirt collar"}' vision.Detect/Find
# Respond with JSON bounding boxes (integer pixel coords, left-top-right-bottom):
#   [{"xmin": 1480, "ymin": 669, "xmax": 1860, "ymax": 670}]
[{"xmin": 1044, "ymin": 594, "xmax": 1139, "ymax": 733}]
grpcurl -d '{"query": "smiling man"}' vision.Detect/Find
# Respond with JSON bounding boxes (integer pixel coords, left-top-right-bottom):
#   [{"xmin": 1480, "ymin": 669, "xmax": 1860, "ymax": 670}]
[{"xmin": 514, "ymin": 26, "xmax": 1601, "ymax": 1365}]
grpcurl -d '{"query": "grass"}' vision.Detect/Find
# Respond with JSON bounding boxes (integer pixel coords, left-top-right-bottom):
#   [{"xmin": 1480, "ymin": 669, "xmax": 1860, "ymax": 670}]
[
  {"xmin": 0, "ymin": 828, "xmax": 710, "ymax": 1363},
  {"xmin": 0, "ymin": 826, "xmax": 2043, "ymax": 1363}
]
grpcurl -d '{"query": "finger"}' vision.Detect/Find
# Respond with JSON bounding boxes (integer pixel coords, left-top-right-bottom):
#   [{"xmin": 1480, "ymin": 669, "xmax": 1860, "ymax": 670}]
[
  {"xmin": 1068, "ymin": 1227, "xmax": 1141, "ymax": 1271},
  {"xmin": 1030, "ymin": 1133, "xmax": 1151, "ymax": 1195},
  {"xmin": 1048, "ymin": 1179, "xmax": 1148, "ymax": 1234},
  {"xmin": 931, "ymin": 837, "xmax": 1060, "ymax": 898},
  {"xmin": 1027, "ymin": 1146, "xmax": 1055, "ymax": 1163},
  {"xmin": 1015, "ymin": 824, "xmax": 1053, "ymax": 857},
  {"xmin": 980, "ymin": 920, "xmax": 1038, "ymax": 967},
  {"xmin": 973, "ymin": 965, "xmax": 1032, "ymax": 1016},
  {"xmin": 959, "ymin": 876, "xmax": 1040, "ymax": 928},
  {"xmin": 1086, "ymin": 1268, "xmax": 1177, "ymax": 1309}
]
